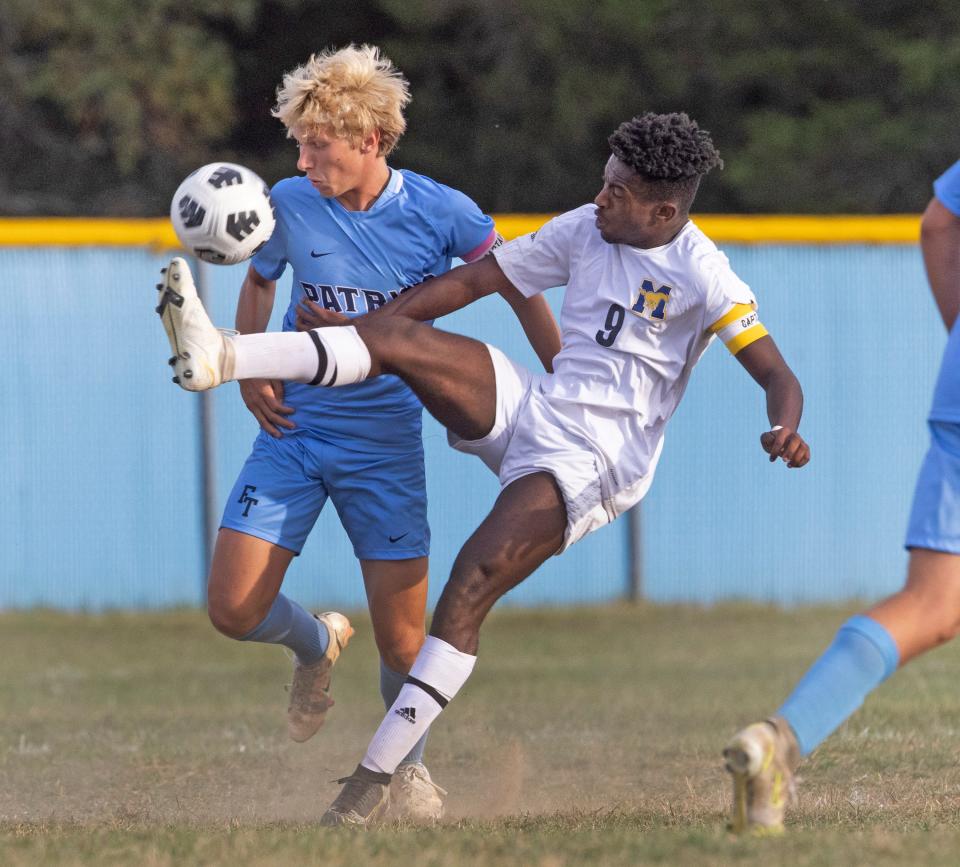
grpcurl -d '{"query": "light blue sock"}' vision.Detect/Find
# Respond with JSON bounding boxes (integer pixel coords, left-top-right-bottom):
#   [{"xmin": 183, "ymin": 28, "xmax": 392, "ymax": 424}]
[
  {"xmin": 777, "ymin": 614, "xmax": 900, "ymax": 756},
  {"xmin": 240, "ymin": 593, "xmax": 329, "ymax": 665},
  {"xmin": 380, "ymin": 659, "xmax": 429, "ymax": 765}
]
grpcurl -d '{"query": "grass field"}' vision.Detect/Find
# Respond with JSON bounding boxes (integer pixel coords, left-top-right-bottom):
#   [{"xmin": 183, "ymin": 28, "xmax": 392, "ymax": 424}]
[{"xmin": 3, "ymin": 603, "xmax": 960, "ymax": 865}]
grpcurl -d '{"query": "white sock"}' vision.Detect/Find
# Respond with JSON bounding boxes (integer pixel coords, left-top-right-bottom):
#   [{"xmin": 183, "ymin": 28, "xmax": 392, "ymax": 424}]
[
  {"xmin": 229, "ymin": 326, "xmax": 372, "ymax": 386},
  {"xmin": 231, "ymin": 331, "xmax": 320, "ymax": 382},
  {"xmin": 362, "ymin": 636, "xmax": 477, "ymax": 774}
]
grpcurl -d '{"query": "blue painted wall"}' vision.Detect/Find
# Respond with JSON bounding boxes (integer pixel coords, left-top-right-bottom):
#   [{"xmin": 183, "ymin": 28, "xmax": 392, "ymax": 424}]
[
  {"xmin": 0, "ymin": 242, "xmax": 939, "ymax": 609},
  {"xmin": 643, "ymin": 244, "xmax": 940, "ymax": 603}
]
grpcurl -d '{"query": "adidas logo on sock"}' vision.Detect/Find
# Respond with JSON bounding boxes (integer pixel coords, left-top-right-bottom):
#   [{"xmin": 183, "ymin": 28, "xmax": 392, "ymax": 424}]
[{"xmin": 395, "ymin": 707, "xmax": 417, "ymax": 724}]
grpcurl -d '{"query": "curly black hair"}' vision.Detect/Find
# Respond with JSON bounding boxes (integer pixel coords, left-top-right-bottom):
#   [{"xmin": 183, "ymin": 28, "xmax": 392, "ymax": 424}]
[{"xmin": 608, "ymin": 112, "xmax": 722, "ymax": 211}]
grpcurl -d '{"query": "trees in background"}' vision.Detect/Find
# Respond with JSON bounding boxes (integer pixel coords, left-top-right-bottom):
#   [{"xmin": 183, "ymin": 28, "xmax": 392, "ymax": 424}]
[{"xmin": 2, "ymin": 0, "xmax": 958, "ymax": 215}]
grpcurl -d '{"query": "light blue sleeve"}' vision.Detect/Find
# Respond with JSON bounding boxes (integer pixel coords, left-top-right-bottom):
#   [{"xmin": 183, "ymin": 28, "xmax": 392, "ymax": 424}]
[
  {"xmin": 439, "ymin": 187, "xmax": 496, "ymax": 262},
  {"xmin": 250, "ymin": 186, "xmax": 288, "ymax": 280},
  {"xmin": 933, "ymin": 160, "xmax": 960, "ymax": 217}
]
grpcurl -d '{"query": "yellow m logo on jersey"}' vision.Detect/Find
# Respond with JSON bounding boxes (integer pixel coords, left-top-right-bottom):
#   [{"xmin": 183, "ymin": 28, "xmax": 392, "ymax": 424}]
[{"xmin": 630, "ymin": 279, "xmax": 673, "ymax": 320}]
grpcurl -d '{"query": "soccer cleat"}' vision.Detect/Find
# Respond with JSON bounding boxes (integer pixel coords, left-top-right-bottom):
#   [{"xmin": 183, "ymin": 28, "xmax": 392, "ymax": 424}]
[
  {"xmin": 390, "ymin": 762, "xmax": 447, "ymax": 822},
  {"xmin": 723, "ymin": 716, "xmax": 800, "ymax": 835},
  {"xmin": 319, "ymin": 764, "xmax": 392, "ymax": 827},
  {"xmin": 287, "ymin": 612, "xmax": 354, "ymax": 742},
  {"xmin": 155, "ymin": 257, "xmax": 235, "ymax": 391}
]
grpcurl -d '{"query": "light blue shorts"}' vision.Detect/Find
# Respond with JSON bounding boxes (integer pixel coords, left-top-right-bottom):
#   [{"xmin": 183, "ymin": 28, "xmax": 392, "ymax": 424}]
[
  {"xmin": 221, "ymin": 432, "xmax": 429, "ymax": 560},
  {"xmin": 905, "ymin": 421, "xmax": 960, "ymax": 554}
]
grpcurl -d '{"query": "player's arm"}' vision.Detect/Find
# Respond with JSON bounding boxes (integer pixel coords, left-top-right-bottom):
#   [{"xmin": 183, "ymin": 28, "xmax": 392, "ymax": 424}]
[
  {"xmin": 709, "ymin": 304, "xmax": 809, "ymax": 468},
  {"xmin": 497, "ymin": 283, "xmax": 561, "ymax": 372},
  {"xmin": 920, "ymin": 196, "xmax": 960, "ymax": 331},
  {"xmin": 735, "ymin": 336, "xmax": 808, "ymax": 467},
  {"xmin": 372, "ymin": 257, "xmax": 561, "ymax": 372},
  {"xmin": 371, "ymin": 254, "xmax": 516, "ymax": 323},
  {"xmin": 463, "ymin": 226, "xmax": 560, "ymax": 372},
  {"xmin": 235, "ymin": 264, "xmax": 295, "ymax": 437},
  {"xmin": 236, "ymin": 263, "xmax": 277, "ymax": 334}
]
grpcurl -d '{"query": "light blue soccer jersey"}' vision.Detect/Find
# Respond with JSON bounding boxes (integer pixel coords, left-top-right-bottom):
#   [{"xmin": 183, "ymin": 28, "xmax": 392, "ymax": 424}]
[
  {"xmin": 927, "ymin": 160, "xmax": 960, "ymax": 422},
  {"xmin": 252, "ymin": 169, "xmax": 495, "ymax": 449}
]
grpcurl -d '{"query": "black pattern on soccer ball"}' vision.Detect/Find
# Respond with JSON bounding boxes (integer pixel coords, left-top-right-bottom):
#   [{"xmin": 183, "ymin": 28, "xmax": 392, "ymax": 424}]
[
  {"xmin": 194, "ymin": 247, "xmax": 227, "ymax": 264},
  {"xmin": 177, "ymin": 195, "xmax": 205, "ymax": 229},
  {"xmin": 208, "ymin": 167, "xmax": 243, "ymax": 189},
  {"xmin": 226, "ymin": 210, "xmax": 261, "ymax": 241}
]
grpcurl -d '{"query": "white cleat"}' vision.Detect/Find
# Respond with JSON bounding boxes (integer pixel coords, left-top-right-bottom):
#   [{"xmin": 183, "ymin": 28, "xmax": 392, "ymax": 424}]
[
  {"xmin": 155, "ymin": 257, "xmax": 235, "ymax": 391},
  {"xmin": 723, "ymin": 717, "xmax": 800, "ymax": 835},
  {"xmin": 287, "ymin": 612, "xmax": 355, "ymax": 743},
  {"xmin": 390, "ymin": 762, "xmax": 447, "ymax": 822}
]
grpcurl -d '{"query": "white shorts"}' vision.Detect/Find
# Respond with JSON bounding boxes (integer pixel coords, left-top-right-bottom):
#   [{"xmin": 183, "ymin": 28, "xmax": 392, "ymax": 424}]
[{"xmin": 447, "ymin": 344, "xmax": 618, "ymax": 553}]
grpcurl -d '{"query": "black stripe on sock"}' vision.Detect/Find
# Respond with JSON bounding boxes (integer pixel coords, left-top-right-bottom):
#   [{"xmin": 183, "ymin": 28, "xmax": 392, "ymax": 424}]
[
  {"xmin": 405, "ymin": 675, "xmax": 448, "ymax": 709},
  {"xmin": 307, "ymin": 329, "xmax": 329, "ymax": 386}
]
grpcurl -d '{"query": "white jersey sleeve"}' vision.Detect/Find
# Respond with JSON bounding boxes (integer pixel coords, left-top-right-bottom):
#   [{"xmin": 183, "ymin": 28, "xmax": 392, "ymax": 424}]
[
  {"xmin": 493, "ymin": 207, "xmax": 588, "ymax": 297},
  {"xmin": 700, "ymin": 250, "xmax": 768, "ymax": 355}
]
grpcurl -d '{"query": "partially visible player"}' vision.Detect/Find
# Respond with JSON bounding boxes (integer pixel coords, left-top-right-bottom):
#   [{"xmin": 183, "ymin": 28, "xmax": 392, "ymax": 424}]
[
  {"xmin": 183, "ymin": 44, "xmax": 560, "ymax": 821},
  {"xmin": 156, "ymin": 112, "xmax": 810, "ymax": 825},
  {"xmin": 723, "ymin": 158, "xmax": 960, "ymax": 835}
]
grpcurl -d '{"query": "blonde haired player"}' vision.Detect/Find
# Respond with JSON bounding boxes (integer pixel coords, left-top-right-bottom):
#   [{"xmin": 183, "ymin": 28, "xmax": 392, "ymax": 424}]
[
  {"xmin": 157, "ymin": 112, "xmax": 809, "ymax": 824},
  {"xmin": 271, "ymin": 44, "xmax": 408, "ymax": 157},
  {"xmin": 174, "ymin": 44, "xmax": 559, "ymax": 821}
]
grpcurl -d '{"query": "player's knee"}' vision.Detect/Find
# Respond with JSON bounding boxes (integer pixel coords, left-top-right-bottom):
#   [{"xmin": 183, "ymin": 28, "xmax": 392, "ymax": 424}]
[
  {"xmin": 380, "ymin": 636, "xmax": 423, "ymax": 673},
  {"xmin": 900, "ymin": 584, "xmax": 960, "ymax": 650},
  {"xmin": 207, "ymin": 597, "xmax": 260, "ymax": 640},
  {"xmin": 931, "ymin": 613, "xmax": 960, "ymax": 648},
  {"xmin": 356, "ymin": 316, "xmax": 418, "ymax": 362},
  {"xmin": 442, "ymin": 560, "xmax": 510, "ymax": 621},
  {"xmin": 380, "ymin": 638, "xmax": 423, "ymax": 672}
]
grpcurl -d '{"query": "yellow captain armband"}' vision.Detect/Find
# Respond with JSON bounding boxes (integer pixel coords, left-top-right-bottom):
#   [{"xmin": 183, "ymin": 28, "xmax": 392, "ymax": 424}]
[{"xmin": 708, "ymin": 303, "xmax": 768, "ymax": 355}]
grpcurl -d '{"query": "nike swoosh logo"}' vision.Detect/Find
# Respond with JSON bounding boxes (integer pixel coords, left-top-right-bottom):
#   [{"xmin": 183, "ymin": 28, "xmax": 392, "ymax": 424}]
[
  {"xmin": 388, "ymin": 533, "xmax": 409, "ymax": 543},
  {"xmin": 310, "ymin": 250, "xmax": 332, "ymax": 258}
]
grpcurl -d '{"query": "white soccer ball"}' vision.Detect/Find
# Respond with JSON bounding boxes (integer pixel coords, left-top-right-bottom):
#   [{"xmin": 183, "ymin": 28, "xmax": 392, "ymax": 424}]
[{"xmin": 170, "ymin": 162, "xmax": 275, "ymax": 265}]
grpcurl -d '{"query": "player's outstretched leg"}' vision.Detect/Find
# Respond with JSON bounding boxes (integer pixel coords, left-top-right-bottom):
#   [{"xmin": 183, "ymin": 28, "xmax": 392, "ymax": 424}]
[
  {"xmin": 723, "ymin": 717, "xmax": 800, "ymax": 835},
  {"xmin": 287, "ymin": 612, "xmax": 355, "ymax": 742},
  {"xmin": 155, "ymin": 258, "xmax": 362, "ymax": 391},
  {"xmin": 155, "ymin": 260, "xmax": 499, "ymax": 445},
  {"xmin": 156, "ymin": 257, "xmax": 236, "ymax": 390}
]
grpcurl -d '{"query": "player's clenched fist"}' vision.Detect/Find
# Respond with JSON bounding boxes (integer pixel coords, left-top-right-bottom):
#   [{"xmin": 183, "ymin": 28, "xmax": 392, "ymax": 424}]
[{"xmin": 760, "ymin": 425, "xmax": 809, "ymax": 467}]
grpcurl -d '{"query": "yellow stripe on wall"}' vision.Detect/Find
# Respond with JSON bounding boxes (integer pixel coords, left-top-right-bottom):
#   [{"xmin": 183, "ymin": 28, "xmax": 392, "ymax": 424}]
[
  {"xmin": 693, "ymin": 214, "xmax": 920, "ymax": 245},
  {"xmin": 0, "ymin": 214, "xmax": 922, "ymax": 247},
  {"xmin": 0, "ymin": 218, "xmax": 181, "ymax": 249},
  {"xmin": 496, "ymin": 214, "xmax": 921, "ymax": 244}
]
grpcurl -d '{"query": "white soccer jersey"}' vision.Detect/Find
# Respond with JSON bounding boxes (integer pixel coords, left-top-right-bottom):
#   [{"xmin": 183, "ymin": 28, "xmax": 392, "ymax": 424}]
[{"xmin": 492, "ymin": 204, "xmax": 765, "ymax": 525}]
